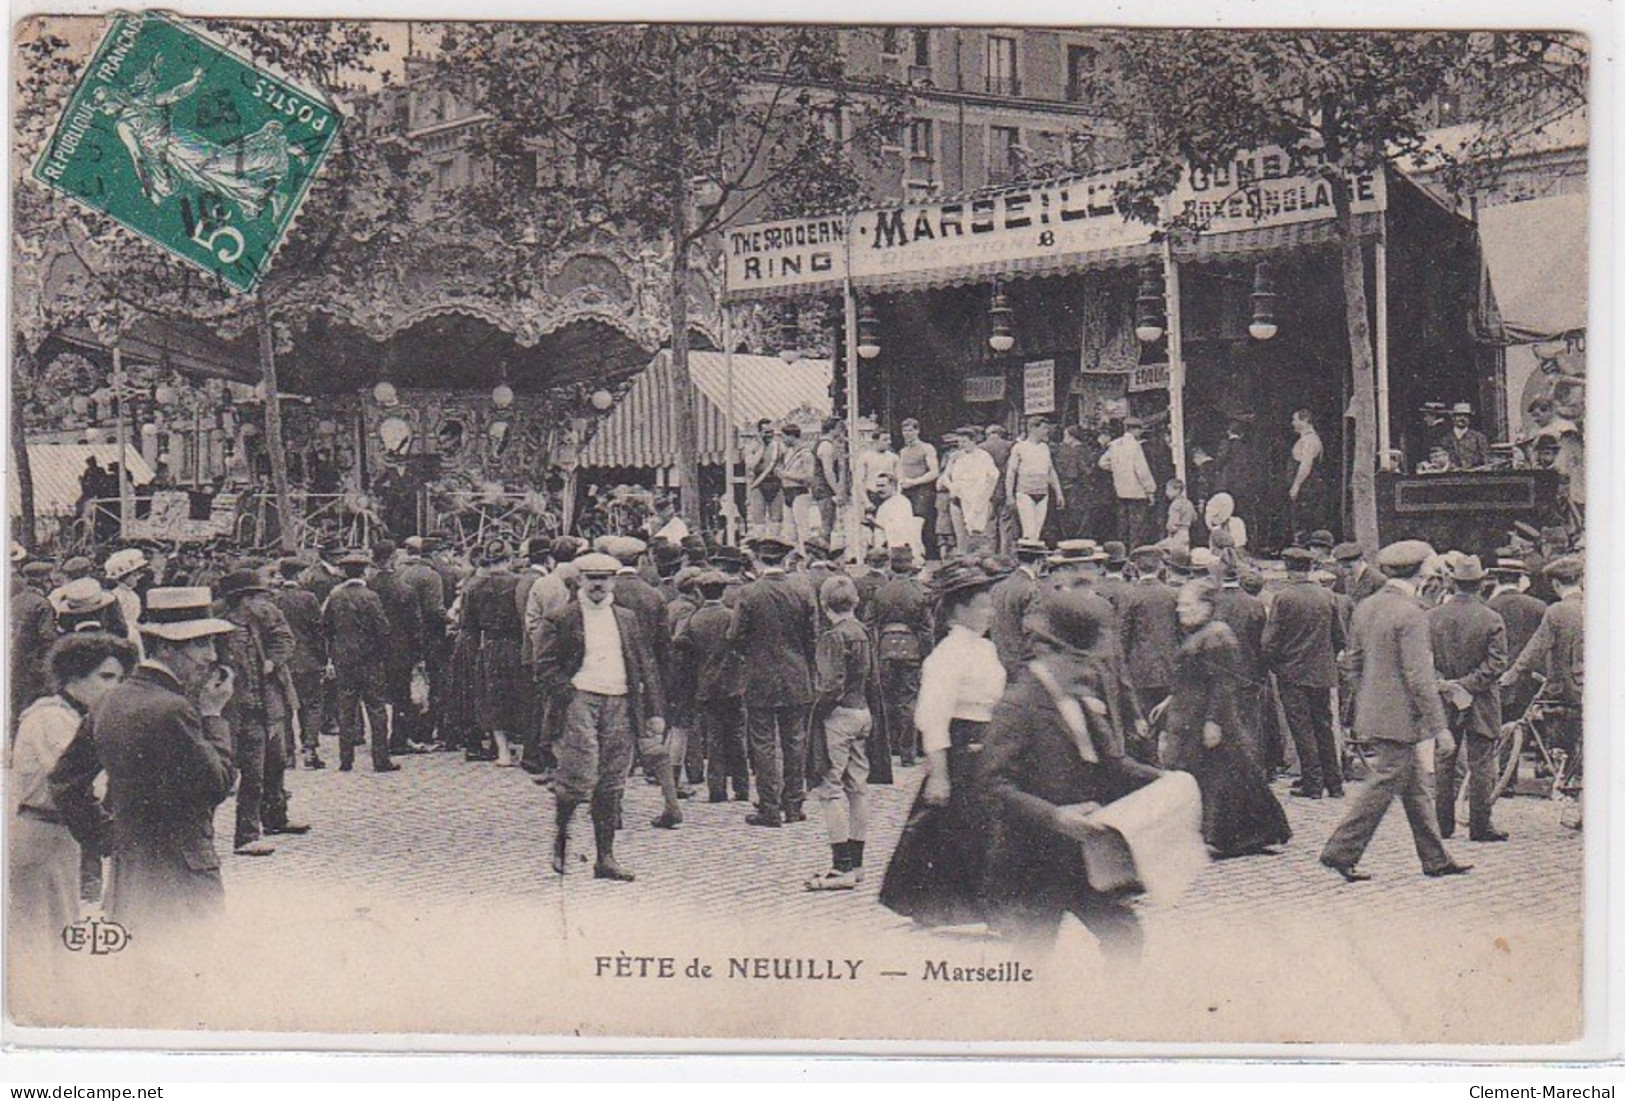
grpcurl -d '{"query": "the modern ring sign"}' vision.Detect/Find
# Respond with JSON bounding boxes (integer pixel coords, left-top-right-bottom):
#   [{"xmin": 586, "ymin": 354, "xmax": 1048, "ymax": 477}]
[{"xmin": 33, "ymin": 11, "xmax": 343, "ymax": 293}]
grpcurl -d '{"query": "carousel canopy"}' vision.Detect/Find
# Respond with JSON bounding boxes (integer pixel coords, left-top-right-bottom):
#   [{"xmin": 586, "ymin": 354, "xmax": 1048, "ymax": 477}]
[
  {"xmin": 9, "ymin": 443, "xmax": 155, "ymax": 519},
  {"xmin": 579, "ymin": 351, "xmax": 832, "ymax": 470},
  {"xmin": 1476, "ymin": 192, "xmax": 1588, "ymax": 341}
]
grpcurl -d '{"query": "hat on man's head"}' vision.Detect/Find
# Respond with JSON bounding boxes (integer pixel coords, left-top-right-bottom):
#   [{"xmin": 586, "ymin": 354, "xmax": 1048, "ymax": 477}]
[
  {"xmin": 1307, "ymin": 529, "xmax": 1335, "ymax": 550},
  {"xmin": 479, "ymin": 538, "xmax": 511, "ymax": 566},
  {"xmin": 927, "ymin": 559, "xmax": 997, "ymax": 602},
  {"xmin": 1204, "ymin": 492, "xmax": 1235, "ymax": 528},
  {"xmin": 1123, "ymin": 416, "xmax": 1146, "ymax": 429},
  {"xmin": 1190, "ymin": 547, "xmax": 1219, "ymax": 572},
  {"xmin": 888, "ymin": 545, "xmax": 917, "ymax": 572},
  {"xmin": 1451, "ymin": 402, "xmax": 1474, "ymax": 416},
  {"xmin": 1028, "ymin": 589, "xmax": 1108, "ymax": 656},
  {"xmin": 695, "ymin": 569, "xmax": 730, "ymax": 592},
  {"xmin": 673, "ymin": 566, "xmax": 705, "ymax": 594},
  {"xmin": 709, "ymin": 545, "xmax": 749, "ymax": 570},
  {"xmin": 1331, "ymin": 542, "xmax": 1365, "ymax": 563},
  {"xmin": 681, "ymin": 534, "xmax": 709, "ymax": 560},
  {"xmin": 140, "ymin": 587, "xmax": 236, "ymax": 642},
  {"xmin": 985, "ymin": 423, "xmax": 1007, "ymax": 436},
  {"xmin": 1375, "ymin": 539, "xmax": 1436, "ymax": 574},
  {"xmin": 278, "ymin": 556, "xmax": 307, "ymax": 579},
  {"xmin": 339, "ymin": 550, "xmax": 371, "ymax": 569},
  {"xmin": 650, "ymin": 539, "xmax": 685, "ymax": 569},
  {"xmin": 1165, "ymin": 546, "xmax": 1195, "ymax": 578},
  {"xmin": 750, "ymin": 535, "xmax": 794, "ymax": 561},
  {"xmin": 22, "ymin": 561, "xmax": 54, "ymax": 580},
  {"xmin": 1050, "ymin": 539, "xmax": 1103, "ymax": 566},
  {"xmin": 1014, "ymin": 538, "xmax": 1050, "ymax": 562},
  {"xmin": 574, "ymin": 553, "xmax": 621, "ymax": 578},
  {"xmin": 62, "ymin": 556, "xmax": 94, "ymax": 580},
  {"xmin": 1544, "ymin": 556, "xmax": 1583, "ymax": 586},
  {"xmin": 1451, "ymin": 555, "xmax": 1487, "ymax": 583},
  {"xmin": 10, "ymin": 541, "xmax": 27, "ymax": 564},
  {"xmin": 601, "ymin": 535, "xmax": 647, "ymax": 565},
  {"xmin": 403, "ymin": 535, "xmax": 425, "ymax": 552},
  {"xmin": 104, "ymin": 548, "xmax": 149, "ymax": 582},
  {"xmin": 551, "ymin": 535, "xmax": 585, "ymax": 563},
  {"xmin": 217, "ymin": 568, "xmax": 271, "ymax": 601},
  {"xmin": 48, "ymin": 578, "xmax": 114, "ymax": 618},
  {"xmin": 865, "ymin": 546, "xmax": 891, "ymax": 568},
  {"xmin": 1283, "ymin": 547, "xmax": 1317, "ymax": 571},
  {"xmin": 954, "ymin": 425, "xmax": 983, "ymax": 441},
  {"xmin": 1102, "ymin": 541, "xmax": 1128, "ymax": 568},
  {"xmin": 1490, "ymin": 549, "xmax": 1527, "ymax": 575},
  {"xmin": 372, "ymin": 540, "xmax": 397, "ymax": 566},
  {"xmin": 1130, "ymin": 544, "xmax": 1164, "ymax": 566},
  {"xmin": 802, "ymin": 535, "xmax": 830, "ymax": 560}
]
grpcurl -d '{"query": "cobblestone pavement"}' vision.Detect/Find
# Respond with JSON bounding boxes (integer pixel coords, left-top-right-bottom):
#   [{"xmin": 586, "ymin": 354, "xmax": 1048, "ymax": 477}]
[{"xmin": 180, "ymin": 737, "xmax": 1585, "ymax": 1045}]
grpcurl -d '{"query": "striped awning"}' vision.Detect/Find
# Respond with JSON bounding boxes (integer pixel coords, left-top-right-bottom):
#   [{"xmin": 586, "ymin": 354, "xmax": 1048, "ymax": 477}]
[
  {"xmin": 9, "ymin": 443, "xmax": 155, "ymax": 518},
  {"xmin": 579, "ymin": 351, "xmax": 832, "ymax": 470}
]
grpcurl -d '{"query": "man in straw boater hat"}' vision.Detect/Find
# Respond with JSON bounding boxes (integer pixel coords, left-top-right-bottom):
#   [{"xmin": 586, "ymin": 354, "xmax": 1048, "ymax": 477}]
[
  {"xmin": 69, "ymin": 587, "xmax": 240, "ymax": 931},
  {"xmin": 103, "ymin": 546, "xmax": 151, "ymax": 657},
  {"xmin": 535, "ymin": 552, "xmax": 670, "ymax": 880},
  {"xmin": 1321, "ymin": 540, "xmax": 1473, "ymax": 882},
  {"xmin": 321, "ymin": 551, "xmax": 399, "ymax": 774}
]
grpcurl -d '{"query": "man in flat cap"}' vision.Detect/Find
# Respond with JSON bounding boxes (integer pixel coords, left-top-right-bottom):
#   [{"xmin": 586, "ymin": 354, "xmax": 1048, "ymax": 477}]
[
  {"xmin": 1322, "ymin": 540, "xmax": 1471, "ymax": 881},
  {"xmin": 1331, "ymin": 542, "xmax": 1386, "ymax": 606},
  {"xmin": 1267, "ymin": 546, "xmax": 1346, "ymax": 800},
  {"xmin": 536, "ymin": 553, "xmax": 669, "ymax": 878},
  {"xmin": 1488, "ymin": 553, "xmax": 1547, "ymax": 723},
  {"xmin": 399, "ymin": 537, "xmax": 449, "ymax": 749},
  {"xmin": 674, "ymin": 570, "xmax": 748, "ymax": 803},
  {"xmin": 1428, "ymin": 555, "xmax": 1509, "ymax": 842}
]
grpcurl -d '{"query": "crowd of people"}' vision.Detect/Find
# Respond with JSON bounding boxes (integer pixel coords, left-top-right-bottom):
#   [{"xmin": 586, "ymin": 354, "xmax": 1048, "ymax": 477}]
[{"xmin": 6, "ymin": 460, "xmax": 1585, "ymax": 960}]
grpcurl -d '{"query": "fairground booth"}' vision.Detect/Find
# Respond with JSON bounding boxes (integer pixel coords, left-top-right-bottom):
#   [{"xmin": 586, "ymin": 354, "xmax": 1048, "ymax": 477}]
[{"xmin": 725, "ymin": 149, "xmax": 1543, "ymax": 557}]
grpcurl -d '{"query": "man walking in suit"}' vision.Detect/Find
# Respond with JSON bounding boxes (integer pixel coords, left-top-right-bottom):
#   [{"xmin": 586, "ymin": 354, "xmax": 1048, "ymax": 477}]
[
  {"xmin": 870, "ymin": 545, "xmax": 931, "ymax": 767},
  {"xmin": 369, "ymin": 541, "xmax": 426, "ymax": 754},
  {"xmin": 1115, "ymin": 545, "xmax": 1179, "ymax": 721},
  {"xmin": 272, "ymin": 558, "xmax": 328, "ymax": 769},
  {"xmin": 1267, "ymin": 547, "xmax": 1346, "ymax": 799},
  {"xmin": 398, "ymin": 537, "xmax": 448, "ymax": 747},
  {"xmin": 1211, "ymin": 558, "xmax": 1269, "ymax": 767},
  {"xmin": 1321, "ymin": 541, "xmax": 1471, "ymax": 882},
  {"xmin": 989, "ymin": 539, "xmax": 1049, "ymax": 679},
  {"xmin": 730, "ymin": 535, "xmax": 819, "ymax": 827},
  {"xmin": 321, "ymin": 552, "xmax": 399, "ymax": 774},
  {"xmin": 675, "ymin": 571, "xmax": 748, "ymax": 803},
  {"xmin": 1098, "ymin": 418, "xmax": 1158, "ymax": 549},
  {"xmin": 535, "ymin": 553, "xmax": 669, "ymax": 880},
  {"xmin": 1428, "ymin": 556, "xmax": 1509, "ymax": 841}
]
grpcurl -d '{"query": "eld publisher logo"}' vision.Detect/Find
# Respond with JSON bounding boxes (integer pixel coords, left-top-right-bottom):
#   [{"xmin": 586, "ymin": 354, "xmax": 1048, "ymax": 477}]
[{"xmin": 61, "ymin": 918, "xmax": 130, "ymax": 955}]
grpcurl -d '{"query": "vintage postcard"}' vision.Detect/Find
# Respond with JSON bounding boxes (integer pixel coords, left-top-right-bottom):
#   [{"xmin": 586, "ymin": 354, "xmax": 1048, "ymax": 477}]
[{"xmin": 4, "ymin": 4, "xmax": 1603, "ymax": 1054}]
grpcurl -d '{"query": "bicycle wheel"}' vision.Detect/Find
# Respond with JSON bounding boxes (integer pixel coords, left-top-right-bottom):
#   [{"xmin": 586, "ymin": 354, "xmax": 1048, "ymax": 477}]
[{"xmin": 1490, "ymin": 719, "xmax": 1525, "ymax": 803}]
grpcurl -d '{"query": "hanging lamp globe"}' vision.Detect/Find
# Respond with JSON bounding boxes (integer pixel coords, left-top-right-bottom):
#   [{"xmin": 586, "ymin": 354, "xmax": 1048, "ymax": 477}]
[
  {"xmin": 373, "ymin": 380, "xmax": 399, "ymax": 407},
  {"xmin": 492, "ymin": 383, "xmax": 515, "ymax": 409}
]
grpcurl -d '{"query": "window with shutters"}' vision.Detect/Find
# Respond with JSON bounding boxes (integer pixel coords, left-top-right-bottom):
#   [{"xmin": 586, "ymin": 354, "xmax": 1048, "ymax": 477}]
[
  {"xmin": 989, "ymin": 125, "xmax": 1020, "ymax": 184},
  {"xmin": 1066, "ymin": 45, "xmax": 1098, "ymax": 102},
  {"xmin": 986, "ymin": 35, "xmax": 1019, "ymax": 96}
]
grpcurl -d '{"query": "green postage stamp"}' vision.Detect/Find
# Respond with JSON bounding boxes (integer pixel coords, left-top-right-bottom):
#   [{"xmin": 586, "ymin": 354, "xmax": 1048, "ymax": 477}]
[{"xmin": 32, "ymin": 11, "xmax": 342, "ymax": 293}]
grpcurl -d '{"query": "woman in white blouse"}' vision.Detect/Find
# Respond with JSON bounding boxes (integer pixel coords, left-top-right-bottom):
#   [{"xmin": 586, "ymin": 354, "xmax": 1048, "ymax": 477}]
[
  {"xmin": 879, "ymin": 559, "xmax": 1007, "ymax": 927},
  {"xmin": 8, "ymin": 632, "xmax": 136, "ymax": 949}
]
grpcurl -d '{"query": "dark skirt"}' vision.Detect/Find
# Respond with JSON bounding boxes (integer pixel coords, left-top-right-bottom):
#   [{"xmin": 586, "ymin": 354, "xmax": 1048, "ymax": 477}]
[
  {"xmin": 879, "ymin": 719, "xmax": 988, "ymax": 926},
  {"xmin": 476, "ymin": 636, "xmax": 525, "ymax": 733},
  {"xmin": 444, "ymin": 629, "xmax": 481, "ymax": 749},
  {"xmin": 1179, "ymin": 736, "xmax": 1292, "ymax": 857}
]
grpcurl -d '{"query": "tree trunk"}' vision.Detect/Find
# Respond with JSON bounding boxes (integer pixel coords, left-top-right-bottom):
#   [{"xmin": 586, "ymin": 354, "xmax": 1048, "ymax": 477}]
[
  {"xmin": 256, "ymin": 300, "xmax": 298, "ymax": 553},
  {"xmin": 669, "ymin": 200, "xmax": 701, "ymax": 526},
  {"xmin": 12, "ymin": 345, "xmax": 38, "ymax": 551},
  {"xmin": 1333, "ymin": 179, "xmax": 1380, "ymax": 554}
]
